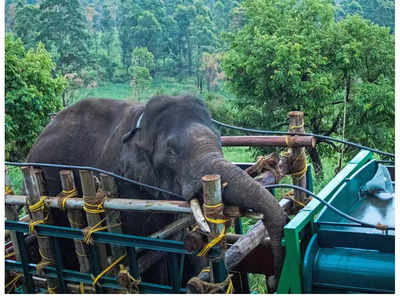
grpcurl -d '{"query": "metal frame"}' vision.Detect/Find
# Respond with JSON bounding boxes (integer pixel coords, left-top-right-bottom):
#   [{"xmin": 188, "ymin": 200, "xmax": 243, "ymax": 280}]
[
  {"xmin": 5, "ymin": 220, "xmax": 223, "ymax": 293},
  {"xmin": 276, "ymin": 150, "xmax": 373, "ymax": 293}
]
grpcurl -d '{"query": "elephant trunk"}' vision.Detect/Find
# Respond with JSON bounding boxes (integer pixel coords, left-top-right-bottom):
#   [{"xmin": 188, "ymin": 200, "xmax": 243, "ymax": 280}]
[{"xmin": 205, "ymin": 158, "xmax": 286, "ymax": 285}]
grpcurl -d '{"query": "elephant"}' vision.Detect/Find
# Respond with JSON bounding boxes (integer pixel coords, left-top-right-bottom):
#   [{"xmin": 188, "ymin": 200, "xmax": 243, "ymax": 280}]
[{"xmin": 26, "ymin": 95, "xmax": 287, "ymax": 292}]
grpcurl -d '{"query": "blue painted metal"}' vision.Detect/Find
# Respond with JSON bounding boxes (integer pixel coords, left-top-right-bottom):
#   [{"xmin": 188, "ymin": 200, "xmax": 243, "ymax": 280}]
[
  {"xmin": 5, "ymin": 260, "xmax": 186, "ymax": 293},
  {"xmin": 303, "ymin": 158, "xmax": 395, "ymax": 293},
  {"xmin": 15, "ymin": 231, "xmax": 35, "ymax": 293},
  {"xmin": 50, "ymin": 237, "xmax": 67, "ymax": 293},
  {"xmin": 5, "ymin": 219, "xmax": 222, "ymax": 293},
  {"xmin": 306, "ymin": 164, "xmax": 313, "ymax": 192}
]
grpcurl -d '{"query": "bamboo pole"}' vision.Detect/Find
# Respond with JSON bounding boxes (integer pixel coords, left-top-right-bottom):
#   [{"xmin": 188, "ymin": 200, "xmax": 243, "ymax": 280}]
[
  {"xmin": 79, "ymin": 170, "xmax": 108, "ymax": 271},
  {"xmin": 21, "ymin": 166, "xmax": 59, "ymax": 293},
  {"xmin": 201, "ymin": 174, "xmax": 225, "ymax": 283},
  {"xmin": 221, "ymin": 135, "xmax": 316, "ymax": 147},
  {"xmin": 288, "ymin": 111, "xmax": 307, "ymax": 208},
  {"xmin": 59, "ymin": 170, "xmax": 91, "ymax": 274},
  {"xmin": 99, "ymin": 173, "xmax": 125, "ymax": 273}
]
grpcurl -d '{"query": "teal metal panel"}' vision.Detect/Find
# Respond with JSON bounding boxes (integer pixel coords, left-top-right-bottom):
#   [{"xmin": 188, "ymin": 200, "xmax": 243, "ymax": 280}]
[{"xmin": 312, "ymin": 247, "xmax": 394, "ymax": 293}]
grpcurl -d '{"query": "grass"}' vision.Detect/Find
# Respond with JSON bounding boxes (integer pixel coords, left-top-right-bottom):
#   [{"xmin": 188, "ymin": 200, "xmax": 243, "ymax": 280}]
[{"xmin": 74, "ymin": 77, "xmax": 201, "ymax": 103}]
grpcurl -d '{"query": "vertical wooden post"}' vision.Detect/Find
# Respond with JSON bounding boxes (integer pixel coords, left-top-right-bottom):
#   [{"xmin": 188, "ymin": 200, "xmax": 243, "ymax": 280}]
[
  {"xmin": 21, "ymin": 166, "xmax": 59, "ymax": 293},
  {"xmin": 201, "ymin": 174, "xmax": 228, "ymax": 283},
  {"xmin": 5, "ymin": 167, "xmax": 21, "ymax": 262},
  {"xmin": 79, "ymin": 170, "xmax": 108, "ymax": 271},
  {"xmin": 59, "ymin": 170, "xmax": 91, "ymax": 274},
  {"xmin": 100, "ymin": 173, "xmax": 126, "ymax": 274},
  {"xmin": 288, "ymin": 111, "xmax": 307, "ymax": 208}
]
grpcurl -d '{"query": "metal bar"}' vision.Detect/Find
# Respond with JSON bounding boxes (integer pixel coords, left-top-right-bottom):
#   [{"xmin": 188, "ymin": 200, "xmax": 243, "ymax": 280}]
[
  {"xmin": 88, "ymin": 244, "xmax": 104, "ymax": 293},
  {"xmin": 221, "ymin": 135, "xmax": 316, "ymax": 147},
  {"xmin": 6, "ymin": 221, "xmax": 191, "ymax": 254},
  {"xmin": 50, "ymin": 237, "xmax": 67, "ymax": 293},
  {"xmin": 167, "ymin": 254, "xmax": 180, "ymax": 293},
  {"xmin": 5, "ymin": 195, "xmax": 191, "ymax": 214},
  {"xmin": 5, "ymin": 260, "xmax": 186, "ymax": 293},
  {"xmin": 127, "ymin": 247, "xmax": 139, "ymax": 279},
  {"xmin": 16, "ymin": 231, "xmax": 35, "ymax": 293}
]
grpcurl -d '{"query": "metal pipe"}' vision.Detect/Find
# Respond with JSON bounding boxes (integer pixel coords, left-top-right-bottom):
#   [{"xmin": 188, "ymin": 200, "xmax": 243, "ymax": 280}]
[
  {"xmin": 5, "ymin": 195, "xmax": 191, "ymax": 214},
  {"xmin": 221, "ymin": 135, "xmax": 316, "ymax": 148}
]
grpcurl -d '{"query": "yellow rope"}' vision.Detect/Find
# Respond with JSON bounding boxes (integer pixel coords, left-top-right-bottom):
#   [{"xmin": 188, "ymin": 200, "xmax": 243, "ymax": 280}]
[
  {"xmin": 201, "ymin": 267, "xmax": 210, "ymax": 273},
  {"xmin": 5, "ymin": 185, "xmax": 14, "ymax": 195},
  {"xmin": 82, "ymin": 216, "xmax": 121, "ymax": 245},
  {"xmin": 28, "ymin": 196, "xmax": 47, "ymax": 212},
  {"xmin": 60, "ymin": 188, "xmax": 78, "ymax": 210},
  {"xmin": 197, "ymin": 226, "xmax": 226, "ymax": 257},
  {"xmin": 204, "ymin": 215, "xmax": 230, "ymax": 224},
  {"xmin": 29, "ymin": 213, "xmax": 49, "ymax": 234},
  {"xmin": 289, "ymin": 122, "xmax": 304, "ymax": 130},
  {"xmin": 83, "ymin": 202, "xmax": 105, "ymax": 214},
  {"xmin": 203, "ymin": 203, "xmax": 223, "ymax": 209},
  {"xmin": 80, "ymin": 282, "xmax": 85, "ymax": 294},
  {"xmin": 290, "ymin": 164, "xmax": 308, "ymax": 180},
  {"xmin": 226, "ymin": 278, "xmax": 233, "ymax": 294},
  {"xmin": 92, "ymin": 253, "xmax": 127, "ymax": 287},
  {"xmin": 5, "ymin": 252, "xmax": 15, "ymax": 259},
  {"xmin": 5, "ymin": 274, "xmax": 23, "ymax": 290}
]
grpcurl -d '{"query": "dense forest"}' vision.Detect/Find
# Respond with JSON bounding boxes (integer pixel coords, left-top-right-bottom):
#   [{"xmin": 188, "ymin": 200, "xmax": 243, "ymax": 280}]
[{"xmin": 5, "ymin": 0, "xmax": 395, "ymax": 176}]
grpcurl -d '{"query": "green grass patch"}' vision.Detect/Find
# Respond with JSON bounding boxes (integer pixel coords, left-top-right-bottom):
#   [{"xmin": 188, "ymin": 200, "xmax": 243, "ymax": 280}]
[
  {"xmin": 223, "ymin": 147, "xmax": 254, "ymax": 163},
  {"xmin": 74, "ymin": 77, "xmax": 201, "ymax": 103},
  {"xmin": 7, "ymin": 166, "xmax": 23, "ymax": 195}
]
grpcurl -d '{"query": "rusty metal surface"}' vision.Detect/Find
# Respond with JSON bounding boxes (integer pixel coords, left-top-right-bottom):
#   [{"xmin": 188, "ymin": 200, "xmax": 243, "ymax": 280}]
[{"xmin": 221, "ymin": 135, "xmax": 316, "ymax": 147}]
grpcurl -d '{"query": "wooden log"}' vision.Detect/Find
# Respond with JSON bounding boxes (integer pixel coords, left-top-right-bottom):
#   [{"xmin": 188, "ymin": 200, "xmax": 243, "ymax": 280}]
[
  {"xmin": 201, "ymin": 174, "xmax": 225, "ymax": 283},
  {"xmin": 288, "ymin": 111, "xmax": 307, "ymax": 209},
  {"xmin": 221, "ymin": 135, "xmax": 316, "ymax": 148},
  {"xmin": 224, "ymin": 220, "xmax": 267, "ymax": 271},
  {"xmin": 5, "ymin": 195, "xmax": 191, "ymax": 213},
  {"xmin": 79, "ymin": 170, "xmax": 108, "ymax": 271},
  {"xmin": 59, "ymin": 170, "xmax": 90, "ymax": 274},
  {"xmin": 100, "ymin": 173, "xmax": 125, "ymax": 273},
  {"xmin": 5, "ymin": 168, "xmax": 21, "ymax": 262},
  {"xmin": 21, "ymin": 166, "xmax": 59, "ymax": 293}
]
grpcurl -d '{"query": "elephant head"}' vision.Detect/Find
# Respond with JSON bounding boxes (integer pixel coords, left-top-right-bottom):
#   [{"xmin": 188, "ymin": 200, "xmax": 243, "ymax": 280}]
[{"xmin": 120, "ymin": 95, "xmax": 287, "ymax": 289}]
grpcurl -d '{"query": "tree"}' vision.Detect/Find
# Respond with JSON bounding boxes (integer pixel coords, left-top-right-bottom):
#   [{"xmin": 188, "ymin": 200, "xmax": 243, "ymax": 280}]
[
  {"xmin": 5, "ymin": 35, "xmax": 66, "ymax": 161},
  {"xmin": 38, "ymin": 0, "xmax": 91, "ymax": 75},
  {"xmin": 117, "ymin": 0, "xmax": 141, "ymax": 73},
  {"xmin": 133, "ymin": 11, "xmax": 162, "ymax": 58},
  {"xmin": 14, "ymin": 3, "xmax": 41, "ymax": 50},
  {"xmin": 129, "ymin": 47, "xmax": 154, "ymax": 100},
  {"xmin": 222, "ymin": 0, "xmax": 394, "ymax": 173}
]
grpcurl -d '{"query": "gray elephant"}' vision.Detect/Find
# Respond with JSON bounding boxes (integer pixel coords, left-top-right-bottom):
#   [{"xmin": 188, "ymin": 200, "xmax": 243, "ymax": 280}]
[{"xmin": 26, "ymin": 95, "xmax": 287, "ymax": 291}]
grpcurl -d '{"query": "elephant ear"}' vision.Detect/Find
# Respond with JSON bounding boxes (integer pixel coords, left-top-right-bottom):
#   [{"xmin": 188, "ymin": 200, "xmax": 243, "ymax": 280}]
[{"xmin": 120, "ymin": 134, "xmax": 160, "ymax": 198}]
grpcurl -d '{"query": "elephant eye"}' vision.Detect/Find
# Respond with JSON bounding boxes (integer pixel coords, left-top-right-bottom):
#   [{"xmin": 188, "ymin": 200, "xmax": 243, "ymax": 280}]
[{"xmin": 167, "ymin": 147, "xmax": 177, "ymax": 157}]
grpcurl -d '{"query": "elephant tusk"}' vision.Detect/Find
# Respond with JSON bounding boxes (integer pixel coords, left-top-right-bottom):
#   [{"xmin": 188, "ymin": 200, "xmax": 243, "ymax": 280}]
[{"xmin": 190, "ymin": 198, "xmax": 211, "ymax": 233}]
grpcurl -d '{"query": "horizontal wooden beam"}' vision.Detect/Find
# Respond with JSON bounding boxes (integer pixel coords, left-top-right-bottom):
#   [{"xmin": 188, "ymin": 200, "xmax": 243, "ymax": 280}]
[{"xmin": 221, "ymin": 135, "xmax": 316, "ymax": 148}]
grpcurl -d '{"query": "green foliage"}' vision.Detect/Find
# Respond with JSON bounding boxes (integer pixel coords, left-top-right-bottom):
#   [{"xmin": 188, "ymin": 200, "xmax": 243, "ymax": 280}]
[
  {"xmin": 131, "ymin": 47, "xmax": 155, "ymax": 71},
  {"xmin": 222, "ymin": 0, "xmax": 394, "ymax": 165},
  {"xmin": 38, "ymin": 0, "xmax": 91, "ymax": 75},
  {"xmin": 336, "ymin": 0, "xmax": 394, "ymax": 32},
  {"xmin": 5, "ymin": 35, "xmax": 66, "ymax": 161}
]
